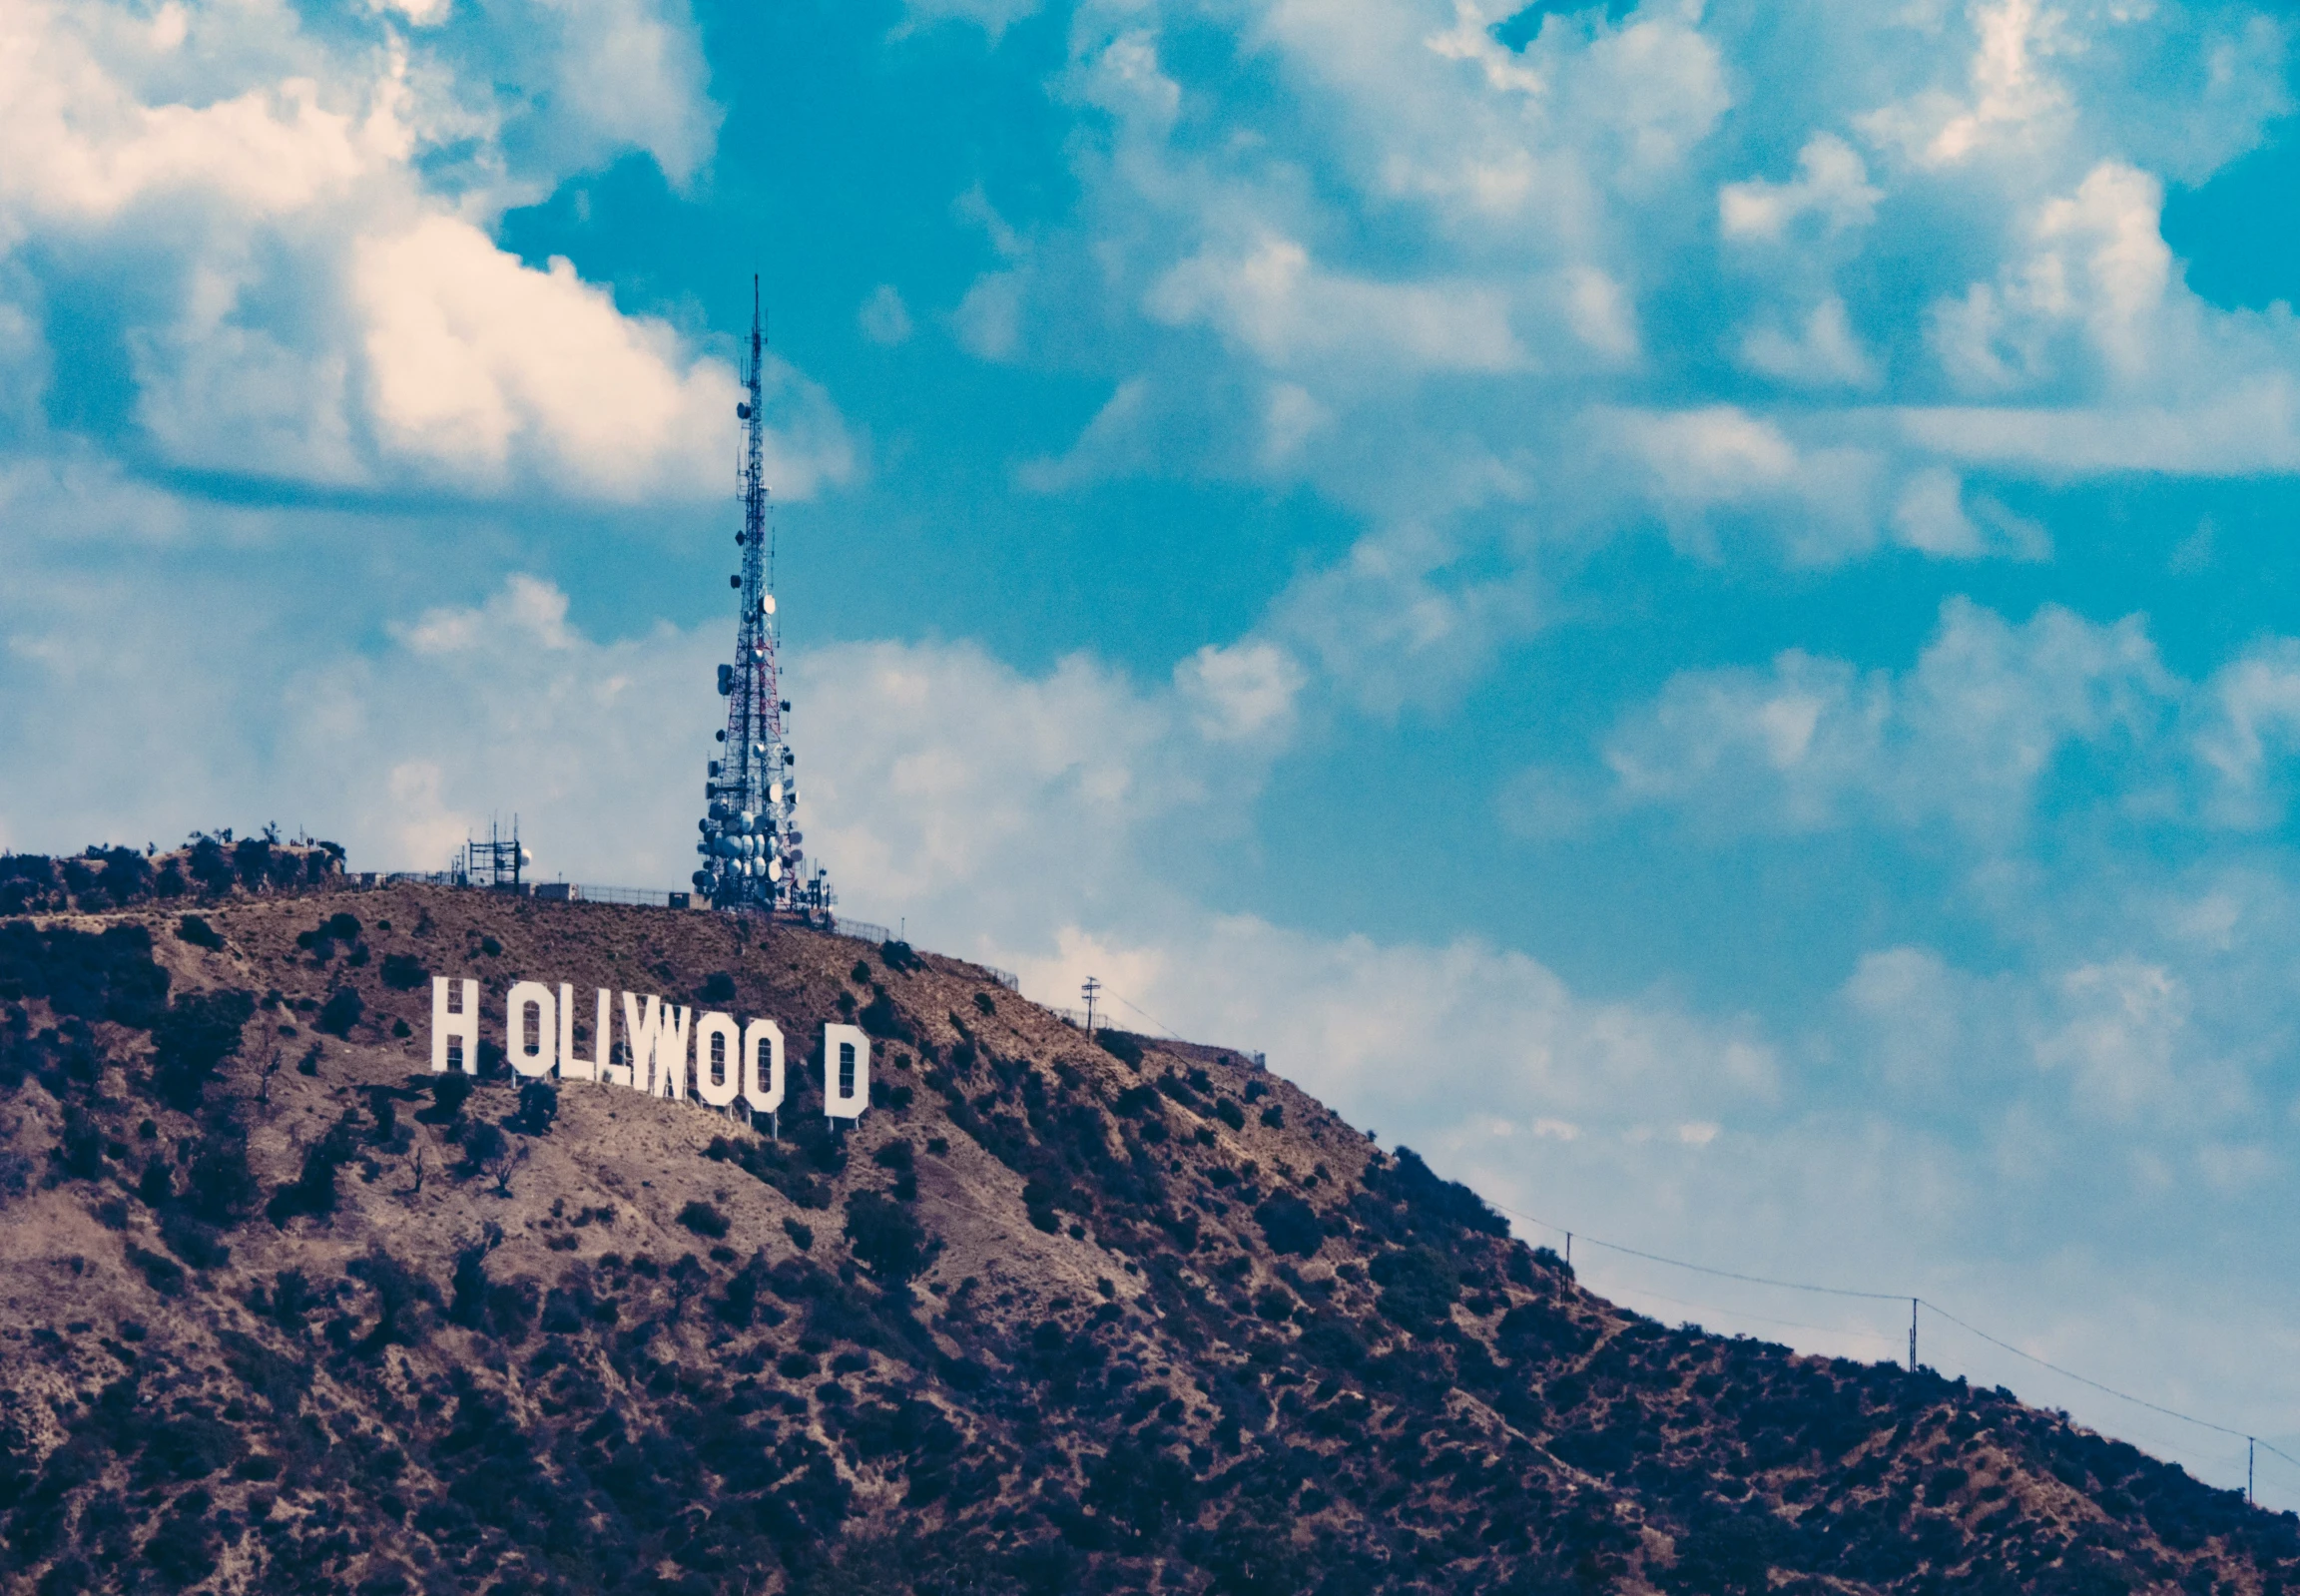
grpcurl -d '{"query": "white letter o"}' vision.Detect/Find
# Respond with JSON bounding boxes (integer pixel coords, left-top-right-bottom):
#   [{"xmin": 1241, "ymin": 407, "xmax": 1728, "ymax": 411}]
[
  {"xmin": 505, "ymin": 981, "xmax": 555, "ymax": 1078},
  {"xmin": 743, "ymin": 1019, "xmax": 785, "ymax": 1115}
]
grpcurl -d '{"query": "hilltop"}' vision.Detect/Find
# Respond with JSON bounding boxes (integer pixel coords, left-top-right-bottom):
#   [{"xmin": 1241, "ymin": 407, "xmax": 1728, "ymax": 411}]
[{"xmin": 0, "ymin": 873, "xmax": 2294, "ymax": 1596}]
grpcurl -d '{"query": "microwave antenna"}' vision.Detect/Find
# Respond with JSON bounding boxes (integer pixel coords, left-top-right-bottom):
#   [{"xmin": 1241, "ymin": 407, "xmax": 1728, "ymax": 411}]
[{"xmin": 692, "ymin": 278, "xmax": 833, "ymax": 925}]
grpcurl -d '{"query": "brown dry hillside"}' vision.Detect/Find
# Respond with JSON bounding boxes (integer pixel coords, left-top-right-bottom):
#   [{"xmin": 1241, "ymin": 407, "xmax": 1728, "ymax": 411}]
[{"xmin": 1, "ymin": 878, "xmax": 2296, "ymax": 1596}]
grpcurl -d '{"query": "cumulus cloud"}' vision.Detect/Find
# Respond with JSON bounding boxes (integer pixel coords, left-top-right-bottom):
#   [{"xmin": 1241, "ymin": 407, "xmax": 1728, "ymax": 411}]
[
  {"xmin": 1267, "ymin": 518, "xmax": 1541, "ymax": 716},
  {"xmin": 0, "ymin": 0, "xmax": 846, "ymax": 503},
  {"xmin": 1174, "ymin": 640, "xmax": 1307, "ymax": 745},
  {"xmin": 1146, "ymin": 234, "xmax": 1525, "ymax": 376},
  {"xmin": 1737, "ymin": 296, "xmax": 1879, "ymax": 388},
  {"xmin": 1718, "ymin": 134, "xmax": 1882, "ymax": 242},
  {"xmin": 353, "ymin": 220, "xmax": 773, "ymax": 501},
  {"xmin": 1927, "ymin": 161, "xmax": 2173, "ymax": 390},
  {"xmin": 1607, "ymin": 405, "xmax": 1886, "ymax": 565},
  {"xmin": 1576, "ymin": 593, "xmax": 2300, "ymax": 855},
  {"xmin": 914, "ymin": 0, "xmax": 2300, "ymax": 705},
  {"xmin": 2193, "ymin": 641, "xmax": 2300, "ymax": 829},
  {"xmin": 859, "ymin": 283, "xmax": 914, "ymax": 346},
  {"xmin": 1887, "ymin": 467, "xmax": 2049, "ymax": 560},
  {"xmin": 1602, "ymin": 597, "xmax": 2173, "ymax": 841}
]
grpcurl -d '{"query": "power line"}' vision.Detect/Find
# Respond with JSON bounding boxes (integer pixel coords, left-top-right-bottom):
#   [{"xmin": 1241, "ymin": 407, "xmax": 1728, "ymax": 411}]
[
  {"xmin": 1595, "ymin": 1280, "xmax": 1902, "ymax": 1347},
  {"xmin": 1110, "ymin": 992, "xmax": 1183, "ymax": 1040},
  {"xmin": 1920, "ymin": 1305, "xmax": 2300, "ymax": 1476},
  {"xmin": 1488, "ymin": 1198, "xmax": 1907, "ymax": 1302},
  {"xmin": 1916, "ymin": 1300, "xmax": 2256, "ymax": 1441},
  {"xmin": 1484, "ymin": 1194, "xmax": 2300, "ymax": 1483}
]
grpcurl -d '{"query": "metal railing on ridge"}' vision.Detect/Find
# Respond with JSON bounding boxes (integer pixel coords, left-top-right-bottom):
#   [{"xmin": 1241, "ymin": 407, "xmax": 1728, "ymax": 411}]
[{"xmin": 349, "ymin": 872, "xmax": 1020, "ymax": 991}]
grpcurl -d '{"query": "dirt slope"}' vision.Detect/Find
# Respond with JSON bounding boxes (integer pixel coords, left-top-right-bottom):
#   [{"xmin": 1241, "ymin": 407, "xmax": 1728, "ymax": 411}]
[{"xmin": 0, "ymin": 881, "xmax": 2293, "ymax": 1596}]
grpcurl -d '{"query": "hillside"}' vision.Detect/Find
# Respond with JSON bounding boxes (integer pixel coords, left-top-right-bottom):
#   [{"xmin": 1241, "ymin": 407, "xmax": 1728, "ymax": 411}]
[{"xmin": 0, "ymin": 876, "xmax": 2294, "ymax": 1596}]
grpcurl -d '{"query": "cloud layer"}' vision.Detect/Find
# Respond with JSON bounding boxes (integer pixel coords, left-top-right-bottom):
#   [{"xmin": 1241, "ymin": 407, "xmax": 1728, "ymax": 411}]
[{"xmin": 7, "ymin": 0, "xmax": 2300, "ymax": 1503}]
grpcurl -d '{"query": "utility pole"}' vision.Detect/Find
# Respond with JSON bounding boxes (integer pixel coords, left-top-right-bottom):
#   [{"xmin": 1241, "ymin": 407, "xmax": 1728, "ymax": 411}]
[
  {"xmin": 1082, "ymin": 976, "xmax": 1101, "ymax": 1037},
  {"xmin": 1910, "ymin": 1299, "xmax": 1919, "ymax": 1372},
  {"xmin": 2249, "ymin": 1437, "xmax": 2255, "ymax": 1505}
]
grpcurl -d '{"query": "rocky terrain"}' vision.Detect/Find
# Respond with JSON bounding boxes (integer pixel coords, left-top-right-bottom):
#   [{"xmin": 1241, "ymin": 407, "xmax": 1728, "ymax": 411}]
[{"xmin": 0, "ymin": 848, "xmax": 2294, "ymax": 1595}]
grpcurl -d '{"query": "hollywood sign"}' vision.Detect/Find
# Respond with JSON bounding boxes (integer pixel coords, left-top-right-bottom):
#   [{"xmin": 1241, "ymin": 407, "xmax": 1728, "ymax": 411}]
[{"xmin": 430, "ymin": 977, "xmax": 869, "ymax": 1123}]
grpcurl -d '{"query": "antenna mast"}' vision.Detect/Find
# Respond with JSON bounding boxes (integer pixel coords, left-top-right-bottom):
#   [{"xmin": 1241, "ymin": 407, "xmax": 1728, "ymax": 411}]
[{"xmin": 691, "ymin": 278, "xmax": 834, "ymax": 924}]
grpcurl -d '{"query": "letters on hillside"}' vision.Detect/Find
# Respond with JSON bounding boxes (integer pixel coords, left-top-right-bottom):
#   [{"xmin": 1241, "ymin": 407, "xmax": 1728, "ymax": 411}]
[{"xmin": 429, "ymin": 977, "xmax": 869, "ymax": 1125}]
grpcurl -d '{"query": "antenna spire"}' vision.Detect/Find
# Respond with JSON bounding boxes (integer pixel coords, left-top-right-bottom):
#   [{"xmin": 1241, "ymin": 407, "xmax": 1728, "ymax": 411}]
[{"xmin": 689, "ymin": 278, "xmax": 834, "ymax": 925}]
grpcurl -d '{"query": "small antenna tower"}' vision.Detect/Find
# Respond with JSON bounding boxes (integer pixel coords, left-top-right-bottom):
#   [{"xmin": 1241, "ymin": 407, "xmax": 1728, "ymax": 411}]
[
  {"xmin": 692, "ymin": 279, "xmax": 834, "ymax": 924},
  {"xmin": 458, "ymin": 815, "xmax": 527, "ymax": 889}
]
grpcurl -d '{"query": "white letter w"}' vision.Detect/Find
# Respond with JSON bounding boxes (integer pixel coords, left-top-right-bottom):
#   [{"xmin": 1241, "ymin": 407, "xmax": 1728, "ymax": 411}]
[{"xmin": 620, "ymin": 992, "xmax": 690, "ymax": 1100}]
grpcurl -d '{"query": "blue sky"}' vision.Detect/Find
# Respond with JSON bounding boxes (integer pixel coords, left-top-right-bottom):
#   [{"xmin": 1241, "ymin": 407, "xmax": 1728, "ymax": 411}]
[{"xmin": 7, "ymin": 0, "xmax": 2300, "ymax": 1497}]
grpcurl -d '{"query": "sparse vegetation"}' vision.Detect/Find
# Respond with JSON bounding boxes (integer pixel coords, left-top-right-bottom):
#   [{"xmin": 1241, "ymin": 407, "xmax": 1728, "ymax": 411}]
[
  {"xmin": 378, "ymin": 951, "xmax": 426, "ymax": 991},
  {"xmin": 677, "ymin": 1199, "xmax": 730, "ymax": 1239},
  {"xmin": 175, "ymin": 914, "xmax": 223, "ymax": 951},
  {"xmin": 315, "ymin": 986, "xmax": 362, "ymax": 1037},
  {"xmin": 510, "ymin": 1078, "xmax": 557, "ymax": 1134},
  {"xmin": 0, "ymin": 876, "xmax": 2286, "ymax": 1596}
]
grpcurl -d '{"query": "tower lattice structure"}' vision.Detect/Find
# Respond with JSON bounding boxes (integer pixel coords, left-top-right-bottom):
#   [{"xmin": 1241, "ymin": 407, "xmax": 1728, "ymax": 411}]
[{"xmin": 692, "ymin": 283, "xmax": 832, "ymax": 923}]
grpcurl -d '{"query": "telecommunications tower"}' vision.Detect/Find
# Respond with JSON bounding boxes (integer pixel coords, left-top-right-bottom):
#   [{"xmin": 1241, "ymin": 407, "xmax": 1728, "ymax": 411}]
[{"xmin": 691, "ymin": 281, "xmax": 833, "ymax": 923}]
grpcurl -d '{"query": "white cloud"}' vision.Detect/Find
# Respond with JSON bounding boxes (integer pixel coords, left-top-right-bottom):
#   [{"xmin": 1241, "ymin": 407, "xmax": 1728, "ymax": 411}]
[
  {"xmin": 1010, "ymin": 915, "xmax": 1780, "ymax": 1148},
  {"xmin": 1718, "ymin": 134, "xmax": 1881, "ymax": 242},
  {"xmin": 2033, "ymin": 958, "xmax": 2192, "ymax": 1125},
  {"xmin": 396, "ymin": 572, "xmax": 578, "ymax": 655},
  {"xmin": 1147, "ymin": 233, "xmax": 1525, "ymax": 375},
  {"xmin": 1269, "ymin": 518, "xmax": 1540, "ymax": 716},
  {"xmin": 0, "ymin": 4, "xmax": 402, "ymax": 228},
  {"xmin": 1260, "ymin": 380, "xmax": 1331, "ymax": 466},
  {"xmin": 1422, "ymin": 0, "xmax": 1544, "ymax": 99},
  {"xmin": 1562, "ymin": 265, "xmax": 1640, "ymax": 363},
  {"xmin": 0, "ymin": 0, "xmax": 841, "ymax": 504},
  {"xmin": 1599, "ymin": 600, "xmax": 2300, "ymax": 847},
  {"xmin": 1737, "ymin": 295, "xmax": 1879, "ymax": 388},
  {"xmin": 1174, "ymin": 640, "xmax": 1307, "ymax": 745},
  {"xmin": 354, "ymin": 218, "xmax": 785, "ymax": 501},
  {"xmin": 2193, "ymin": 641, "xmax": 2300, "ymax": 829},
  {"xmin": 1928, "ymin": 161, "xmax": 2172, "ymax": 390},
  {"xmin": 859, "ymin": 283, "xmax": 914, "ymax": 346},
  {"xmin": 1604, "ymin": 597, "xmax": 2172, "ymax": 841},
  {"xmin": 1897, "ymin": 377, "xmax": 2300, "ymax": 474},
  {"xmin": 1609, "ymin": 405, "xmax": 1887, "ymax": 565},
  {"xmin": 1567, "ymin": 11, "xmax": 1732, "ymax": 179},
  {"xmin": 1888, "ymin": 466, "xmax": 2049, "ymax": 560},
  {"xmin": 526, "ymin": 0, "xmax": 720, "ymax": 187},
  {"xmin": 2031, "ymin": 162, "xmax": 2173, "ymax": 377},
  {"xmin": 1859, "ymin": 0, "xmax": 2072, "ymax": 170},
  {"xmin": 953, "ymin": 270, "xmax": 1026, "ymax": 361},
  {"xmin": 1015, "ymin": 377, "xmax": 1155, "ymax": 492},
  {"xmin": 897, "ymin": 0, "xmax": 1044, "ymax": 39}
]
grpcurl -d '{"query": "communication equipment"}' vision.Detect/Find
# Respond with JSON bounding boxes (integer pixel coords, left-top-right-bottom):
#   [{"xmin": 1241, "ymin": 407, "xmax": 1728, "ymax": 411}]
[
  {"xmin": 454, "ymin": 816, "xmax": 528, "ymax": 890},
  {"xmin": 687, "ymin": 279, "xmax": 837, "ymax": 927}
]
